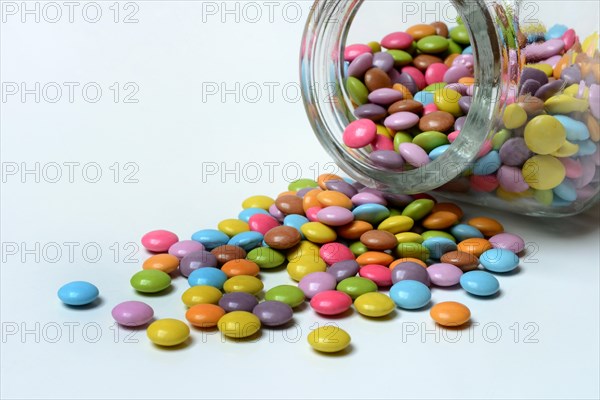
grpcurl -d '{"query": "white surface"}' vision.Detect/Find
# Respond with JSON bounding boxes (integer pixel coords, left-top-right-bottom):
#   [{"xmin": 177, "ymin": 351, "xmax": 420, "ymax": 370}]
[{"xmin": 1, "ymin": 1, "xmax": 599, "ymax": 399}]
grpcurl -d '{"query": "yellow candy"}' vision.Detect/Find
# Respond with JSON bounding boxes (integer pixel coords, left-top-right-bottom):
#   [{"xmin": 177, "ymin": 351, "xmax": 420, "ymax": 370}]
[
  {"xmin": 564, "ymin": 84, "xmax": 589, "ymax": 100},
  {"xmin": 395, "ymin": 232, "xmax": 424, "ymax": 244},
  {"xmin": 534, "ymin": 189, "xmax": 554, "ymax": 205},
  {"xmin": 217, "ymin": 219, "xmax": 249, "ymax": 237},
  {"xmin": 376, "ymin": 124, "xmax": 393, "ymax": 138},
  {"xmin": 218, "ymin": 311, "xmax": 261, "ymax": 338},
  {"xmin": 223, "ymin": 275, "xmax": 264, "ymax": 295},
  {"xmin": 551, "ymin": 141, "xmax": 580, "ymax": 158},
  {"xmin": 502, "ymin": 103, "xmax": 528, "ymax": 129},
  {"xmin": 524, "ymin": 115, "xmax": 566, "ymax": 155},
  {"xmin": 307, "ymin": 325, "xmax": 351, "ymax": 353},
  {"xmin": 182, "ymin": 285, "xmax": 223, "ymax": 307},
  {"xmin": 377, "ymin": 215, "xmax": 414, "ymax": 234},
  {"xmin": 241, "ymin": 195, "xmax": 275, "ymax": 210},
  {"xmin": 522, "ymin": 155, "xmax": 566, "ymax": 190},
  {"xmin": 525, "ymin": 63, "xmax": 553, "ymax": 77},
  {"xmin": 433, "ymin": 88, "xmax": 462, "ymax": 116},
  {"xmin": 146, "ymin": 319, "xmax": 190, "ymax": 347},
  {"xmin": 582, "ymin": 32, "xmax": 599, "ymax": 57},
  {"xmin": 287, "ymin": 240, "xmax": 321, "ymax": 262},
  {"xmin": 354, "ymin": 292, "xmax": 396, "ymax": 317},
  {"xmin": 496, "ymin": 187, "xmax": 534, "ymax": 201},
  {"xmin": 300, "ymin": 222, "xmax": 337, "ymax": 244},
  {"xmin": 544, "ymin": 94, "xmax": 589, "ymax": 114},
  {"xmin": 287, "ymin": 255, "xmax": 327, "ymax": 281}
]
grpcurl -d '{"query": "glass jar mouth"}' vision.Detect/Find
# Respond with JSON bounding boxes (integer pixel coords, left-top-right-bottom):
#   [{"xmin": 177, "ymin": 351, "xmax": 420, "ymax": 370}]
[{"xmin": 300, "ymin": 0, "xmax": 504, "ymax": 194}]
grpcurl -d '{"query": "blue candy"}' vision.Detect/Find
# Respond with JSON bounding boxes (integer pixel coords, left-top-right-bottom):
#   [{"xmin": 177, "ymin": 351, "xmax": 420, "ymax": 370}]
[
  {"xmin": 574, "ymin": 140, "xmax": 597, "ymax": 156},
  {"xmin": 284, "ymin": 214, "xmax": 309, "ymax": 238},
  {"xmin": 545, "ymin": 24, "xmax": 568, "ymax": 40},
  {"xmin": 422, "ymin": 237, "xmax": 457, "ymax": 259},
  {"xmin": 460, "ymin": 270, "xmax": 500, "ymax": 296},
  {"xmin": 188, "ymin": 268, "xmax": 227, "ymax": 289},
  {"xmin": 429, "ymin": 144, "xmax": 450, "ymax": 160},
  {"xmin": 57, "ymin": 281, "xmax": 99, "ymax": 306},
  {"xmin": 413, "ymin": 91, "xmax": 434, "ymax": 106},
  {"xmin": 389, "ymin": 280, "xmax": 431, "ymax": 309},
  {"xmin": 554, "ymin": 115, "xmax": 590, "ymax": 141},
  {"xmin": 480, "ymin": 249, "xmax": 519, "ymax": 273},
  {"xmin": 191, "ymin": 229, "xmax": 229, "ymax": 250},
  {"xmin": 473, "ymin": 150, "xmax": 501, "ymax": 175},
  {"xmin": 450, "ymin": 224, "xmax": 484, "ymax": 242},
  {"xmin": 462, "ymin": 45, "xmax": 473, "ymax": 54},
  {"xmin": 553, "ymin": 179, "xmax": 577, "ymax": 202},
  {"xmin": 238, "ymin": 208, "xmax": 270, "ymax": 223},
  {"xmin": 352, "ymin": 203, "xmax": 390, "ymax": 225},
  {"xmin": 228, "ymin": 231, "xmax": 264, "ymax": 251}
]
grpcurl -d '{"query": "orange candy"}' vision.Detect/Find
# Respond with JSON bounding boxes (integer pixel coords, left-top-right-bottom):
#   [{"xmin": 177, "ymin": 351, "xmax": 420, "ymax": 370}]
[
  {"xmin": 302, "ymin": 189, "xmax": 322, "ymax": 213},
  {"xmin": 336, "ymin": 220, "xmax": 374, "ymax": 240},
  {"xmin": 458, "ymin": 77, "xmax": 475, "ymax": 85},
  {"xmin": 430, "ymin": 301, "xmax": 471, "ymax": 327},
  {"xmin": 221, "ymin": 259, "xmax": 260, "ymax": 278},
  {"xmin": 422, "ymin": 211, "xmax": 459, "ymax": 230},
  {"xmin": 277, "ymin": 190, "xmax": 296, "ymax": 198},
  {"xmin": 356, "ymin": 251, "xmax": 394, "ymax": 266},
  {"xmin": 317, "ymin": 173, "xmax": 344, "ymax": 189},
  {"xmin": 142, "ymin": 254, "xmax": 179, "ymax": 274},
  {"xmin": 457, "ymin": 238, "xmax": 493, "ymax": 257},
  {"xmin": 316, "ymin": 191, "xmax": 353, "ymax": 209},
  {"xmin": 467, "ymin": 217, "xmax": 504, "ymax": 237},
  {"xmin": 389, "ymin": 258, "xmax": 427, "ymax": 269},
  {"xmin": 185, "ymin": 304, "xmax": 226, "ymax": 328},
  {"xmin": 431, "ymin": 202, "xmax": 464, "ymax": 219},
  {"xmin": 392, "ymin": 83, "xmax": 413, "ymax": 100}
]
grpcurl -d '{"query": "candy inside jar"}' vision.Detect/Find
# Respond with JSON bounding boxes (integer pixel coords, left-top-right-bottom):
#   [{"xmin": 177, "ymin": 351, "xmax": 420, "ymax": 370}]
[{"xmin": 300, "ymin": 0, "xmax": 600, "ymax": 216}]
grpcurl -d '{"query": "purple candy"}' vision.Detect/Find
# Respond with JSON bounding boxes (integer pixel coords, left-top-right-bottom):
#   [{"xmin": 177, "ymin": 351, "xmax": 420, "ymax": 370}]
[
  {"xmin": 519, "ymin": 79, "xmax": 541, "ymax": 96},
  {"xmin": 542, "ymin": 55, "xmax": 562, "ymax": 68},
  {"xmin": 369, "ymin": 150, "xmax": 405, "ymax": 169},
  {"xmin": 445, "ymin": 83, "xmax": 468, "ymax": 95},
  {"xmin": 252, "ymin": 301, "xmax": 293, "ymax": 327},
  {"xmin": 354, "ymin": 103, "xmax": 388, "ymax": 120},
  {"xmin": 427, "ymin": 263, "xmax": 463, "ymax": 287},
  {"xmin": 352, "ymin": 181, "xmax": 366, "ymax": 191},
  {"xmin": 443, "ymin": 65, "xmax": 471, "ymax": 84},
  {"xmin": 391, "ymin": 262, "xmax": 430, "ymax": 286},
  {"xmin": 296, "ymin": 187, "xmax": 313, "ymax": 198},
  {"xmin": 168, "ymin": 240, "xmax": 205, "ymax": 259},
  {"xmin": 179, "ymin": 250, "xmax": 218, "ymax": 277},
  {"xmin": 382, "ymin": 193, "xmax": 413, "ymax": 208},
  {"xmin": 269, "ymin": 203, "xmax": 285, "ymax": 222},
  {"xmin": 347, "ymin": 52, "xmax": 373, "ymax": 78},
  {"xmin": 351, "ymin": 191, "xmax": 387, "ymax": 206},
  {"xmin": 388, "ymin": 68, "xmax": 402, "ymax": 84},
  {"xmin": 452, "ymin": 54, "xmax": 474, "ymax": 72},
  {"xmin": 384, "ymin": 111, "xmax": 419, "ymax": 130},
  {"xmin": 111, "ymin": 301, "xmax": 154, "ymax": 327},
  {"xmin": 372, "ymin": 52, "xmax": 395, "ymax": 72},
  {"xmin": 458, "ymin": 96, "xmax": 472, "ymax": 114},
  {"xmin": 368, "ymin": 88, "xmax": 404, "ymax": 105},
  {"xmin": 316, "ymin": 206, "xmax": 355, "ymax": 226},
  {"xmin": 325, "ymin": 180, "xmax": 358, "ymax": 198},
  {"xmin": 523, "ymin": 39, "xmax": 564, "ymax": 61},
  {"xmin": 590, "ymin": 84, "xmax": 600, "ymax": 119},
  {"xmin": 298, "ymin": 272, "xmax": 337, "ymax": 298},
  {"xmin": 520, "ymin": 67, "xmax": 549, "ymax": 86},
  {"xmin": 396, "ymin": 71, "xmax": 418, "ymax": 94},
  {"xmin": 561, "ymin": 65, "xmax": 582, "ymax": 85},
  {"xmin": 218, "ymin": 292, "xmax": 258, "ymax": 312},
  {"xmin": 497, "ymin": 165, "xmax": 529, "ymax": 193},
  {"xmin": 499, "ymin": 138, "xmax": 532, "ymax": 167},
  {"xmin": 454, "ymin": 116, "xmax": 467, "ymax": 131},
  {"xmin": 398, "ymin": 142, "xmax": 430, "ymax": 167},
  {"xmin": 327, "ymin": 260, "xmax": 360, "ymax": 282},
  {"xmin": 534, "ymin": 79, "xmax": 564, "ymax": 101},
  {"xmin": 489, "ymin": 232, "xmax": 525, "ymax": 254}
]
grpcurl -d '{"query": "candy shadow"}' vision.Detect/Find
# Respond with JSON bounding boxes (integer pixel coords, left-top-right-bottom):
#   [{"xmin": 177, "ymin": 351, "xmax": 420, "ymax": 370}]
[
  {"xmin": 63, "ymin": 297, "xmax": 104, "ymax": 310},
  {"xmin": 489, "ymin": 266, "xmax": 522, "ymax": 277},
  {"xmin": 436, "ymin": 320, "xmax": 472, "ymax": 331},
  {"xmin": 400, "ymin": 302, "xmax": 433, "ymax": 313},
  {"xmin": 430, "ymin": 283, "xmax": 462, "ymax": 292},
  {"xmin": 190, "ymin": 325, "xmax": 218, "ymax": 333},
  {"xmin": 224, "ymin": 330, "xmax": 263, "ymax": 344},
  {"xmin": 152, "ymin": 336, "xmax": 193, "ymax": 351},
  {"xmin": 135, "ymin": 286, "xmax": 175, "ymax": 297},
  {"xmin": 261, "ymin": 319, "xmax": 297, "ymax": 331},
  {"xmin": 292, "ymin": 302, "xmax": 309, "ymax": 313},
  {"xmin": 312, "ymin": 343, "xmax": 354, "ymax": 357},
  {"xmin": 466, "ymin": 290, "xmax": 502, "ymax": 301},
  {"xmin": 319, "ymin": 308, "xmax": 355, "ymax": 319},
  {"xmin": 357, "ymin": 309, "xmax": 398, "ymax": 322},
  {"xmin": 119, "ymin": 320, "xmax": 154, "ymax": 331}
]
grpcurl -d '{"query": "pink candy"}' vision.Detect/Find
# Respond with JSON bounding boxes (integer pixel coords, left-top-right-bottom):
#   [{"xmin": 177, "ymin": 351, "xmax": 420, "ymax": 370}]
[
  {"xmin": 359, "ymin": 264, "xmax": 392, "ymax": 287},
  {"xmin": 344, "ymin": 44, "xmax": 371, "ymax": 62},
  {"xmin": 371, "ymin": 133, "xmax": 395, "ymax": 151},
  {"xmin": 425, "ymin": 63, "xmax": 449, "ymax": 85},
  {"xmin": 320, "ymin": 242, "xmax": 355, "ymax": 265},
  {"xmin": 398, "ymin": 143, "xmax": 430, "ymax": 167},
  {"xmin": 141, "ymin": 230, "xmax": 179, "ymax": 253},
  {"xmin": 402, "ymin": 66, "xmax": 426, "ymax": 90},
  {"xmin": 306, "ymin": 206, "xmax": 322, "ymax": 222},
  {"xmin": 427, "ymin": 263, "xmax": 463, "ymax": 287},
  {"xmin": 381, "ymin": 32, "xmax": 413, "ymax": 50},
  {"xmin": 248, "ymin": 214, "xmax": 280, "ymax": 235},
  {"xmin": 423, "ymin": 103, "xmax": 439, "ymax": 115},
  {"xmin": 310, "ymin": 290, "xmax": 353, "ymax": 315},
  {"xmin": 448, "ymin": 130, "xmax": 460, "ymax": 143},
  {"xmin": 343, "ymin": 119, "xmax": 377, "ymax": 148},
  {"xmin": 470, "ymin": 175, "xmax": 499, "ymax": 192},
  {"xmin": 497, "ymin": 165, "xmax": 529, "ymax": 193}
]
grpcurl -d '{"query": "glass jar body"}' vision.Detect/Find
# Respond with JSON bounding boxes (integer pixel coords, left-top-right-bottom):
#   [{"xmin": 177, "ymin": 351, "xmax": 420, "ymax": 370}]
[{"xmin": 300, "ymin": 0, "xmax": 599, "ymax": 216}]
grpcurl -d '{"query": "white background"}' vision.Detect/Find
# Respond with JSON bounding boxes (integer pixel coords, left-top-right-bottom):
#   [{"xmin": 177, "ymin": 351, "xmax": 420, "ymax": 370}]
[{"xmin": 1, "ymin": 1, "xmax": 599, "ymax": 399}]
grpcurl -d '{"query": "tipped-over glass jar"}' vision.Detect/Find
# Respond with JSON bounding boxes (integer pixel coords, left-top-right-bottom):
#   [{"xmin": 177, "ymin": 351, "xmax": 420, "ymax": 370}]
[{"xmin": 300, "ymin": 0, "xmax": 599, "ymax": 216}]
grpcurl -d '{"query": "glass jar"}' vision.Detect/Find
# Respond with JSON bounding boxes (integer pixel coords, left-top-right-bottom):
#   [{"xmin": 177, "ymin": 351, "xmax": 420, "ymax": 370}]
[{"xmin": 300, "ymin": 0, "xmax": 599, "ymax": 216}]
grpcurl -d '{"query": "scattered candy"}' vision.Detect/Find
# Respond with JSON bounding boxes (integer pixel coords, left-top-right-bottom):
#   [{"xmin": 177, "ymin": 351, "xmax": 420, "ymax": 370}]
[
  {"xmin": 112, "ymin": 301, "xmax": 154, "ymax": 326},
  {"xmin": 430, "ymin": 301, "xmax": 471, "ymax": 327},
  {"xmin": 307, "ymin": 326, "xmax": 351, "ymax": 353},
  {"xmin": 57, "ymin": 281, "xmax": 99, "ymax": 306},
  {"xmin": 147, "ymin": 319, "xmax": 190, "ymax": 346}
]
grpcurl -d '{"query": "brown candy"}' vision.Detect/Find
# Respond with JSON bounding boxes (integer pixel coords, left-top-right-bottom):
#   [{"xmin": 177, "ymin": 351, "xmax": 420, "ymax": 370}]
[
  {"xmin": 264, "ymin": 226, "xmax": 301, "ymax": 250},
  {"xmin": 388, "ymin": 99, "xmax": 424, "ymax": 115},
  {"xmin": 430, "ymin": 21, "xmax": 449, "ymax": 38},
  {"xmin": 211, "ymin": 245, "xmax": 247, "ymax": 266},
  {"xmin": 406, "ymin": 24, "xmax": 437, "ymax": 40},
  {"xmin": 364, "ymin": 68, "xmax": 392, "ymax": 92},
  {"xmin": 431, "ymin": 202, "xmax": 464, "ymax": 219},
  {"xmin": 360, "ymin": 230, "xmax": 398, "ymax": 251},
  {"xmin": 413, "ymin": 54, "xmax": 444, "ymax": 71},
  {"xmin": 440, "ymin": 251, "xmax": 479, "ymax": 272},
  {"xmin": 517, "ymin": 95, "xmax": 544, "ymax": 117},
  {"xmin": 336, "ymin": 220, "xmax": 373, "ymax": 240},
  {"xmin": 276, "ymin": 194, "xmax": 304, "ymax": 215},
  {"xmin": 418, "ymin": 111, "xmax": 455, "ymax": 132},
  {"xmin": 436, "ymin": 178, "xmax": 471, "ymax": 193},
  {"xmin": 422, "ymin": 211, "xmax": 459, "ymax": 230},
  {"xmin": 467, "ymin": 217, "xmax": 504, "ymax": 237}
]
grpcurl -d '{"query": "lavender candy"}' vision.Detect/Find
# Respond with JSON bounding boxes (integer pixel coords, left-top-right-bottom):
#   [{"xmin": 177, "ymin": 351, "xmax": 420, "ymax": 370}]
[
  {"xmin": 499, "ymin": 137, "xmax": 533, "ymax": 167},
  {"xmin": 218, "ymin": 292, "xmax": 258, "ymax": 312},
  {"xmin": 391, "ymin": 262, "xmax": 431, "ymax": 286},
  {"xmin": 458, "ymin": 96, "xmax": 472, "ymax": 114},
  {"xmin": 352, "ymin": 190, "xmax": 387, "ymax": 205},
  {"xmin": 372, "ymin": 52, "xmax": 395, "ymax": 72},
  {"xmin": 382, "ymin": 193, "xmax": 413, "ymax": 208},
  {"xmin": 443, "ymin": 65, "xmax": 471, "ymax": 84},
  {"xmin": 252, "ymin": 301, "xmax": 293, "ymax": 327},
  {"xmin": 454, "ymin": 116, "xmax": 467, "ymax": 131},
  {"xmin": 520, "ymin": 67, "xmax": 549, "ymax": 86},
  {"xmin": 369, "ymin": 150, "xmax": 405, "ymax": 169},
  {"xmin": 368, "ymin": 88, "xmax": 404, "ymax": 105},
  {"xmin": 325, "ymin": 180, "xmax": 358, "ymax": 198},
  {"xmin": 519, "ymin": 79, "xmax": 541, "ymax": 96},
  {"xmin": 354, "ymin": 103, "xmax": 388, "ymax": 121},
  {"xmin": 327, "ymin": 260, "xmax": 360, "ymax": 282},
  {"xmin": 179, "ymin": 251, "xmax": 218, "ymax": 277},
  {"xmin": 347, "ymin": 52, "xmax": 373, "ymax": 78},
  {"xmin": 560, "ymin": 65, "xmax": 582, "ymax": 86},
  {"xmin": 534, "ymin": 79, "xmax": 564, "ymax": 101}
]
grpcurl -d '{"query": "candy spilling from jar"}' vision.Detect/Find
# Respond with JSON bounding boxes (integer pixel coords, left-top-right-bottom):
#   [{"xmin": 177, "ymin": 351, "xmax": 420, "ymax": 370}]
[
  {"xmin": 342, "ymin": 21, "xmax": 599, "ymax": 209},
  {"xmin": 58, "ymin": 174, "xmax": 528, "ymax": 353}
]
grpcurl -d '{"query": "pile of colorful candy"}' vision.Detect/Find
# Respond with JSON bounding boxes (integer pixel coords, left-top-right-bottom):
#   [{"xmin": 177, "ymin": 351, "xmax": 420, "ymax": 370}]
[
  {"xmin": 342, "ymin": 21, "xmax": 599, "ymax": 207},
  {"xmin": 58, "ymin": 174, "xmax": 527, "ymax": 353}
]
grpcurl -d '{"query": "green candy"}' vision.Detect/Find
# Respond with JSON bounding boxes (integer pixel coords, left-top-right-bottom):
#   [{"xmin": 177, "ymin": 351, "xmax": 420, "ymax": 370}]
[
  {"xmin": 346, "ymin": 77, "xmax": 369, "ymax": 105},
  {"xmin": 265, "ymin": 285, "xmax": 305, "ymax": 308},
  {"xmin": 388, "ymin": 208, "xmax": 402, "ymax": 217},
  {"xmin": 393, "ymin": 132, "xmax": 413, "ymax": 151},
  {"xmin": 288, "ymin": 178, "xmax": 318, "ymax": 192},
  {"xmin": 450, "ymin": 25, "xmax": 470, "ymax": 45},
  {"xmin": 421, "ymin": 230, "xmax": 456, "ymax": 242},
  {"xmin": 367, "ymin": 41, "xmax": 381, "ymax": 53},
  {"xmin": 534, "ymin": 189, "xmax": 553, "ymax": 206},
  {"xmin": 402, "ymin": 199, "xmax": 435, "ymax": 220},
  {"xmin": 424, "ymin": 83, "xmax": 447, "ymax": 92},
  {"xmin": 416, "ymin": 35, "xmax": 449, "ymax": 53},
  {"xmin": 130, "ymin": 270, "xmax": 171, "ymax": 293},
  {"xmin": 349, "ymin": 241, "xmax": 369, "ymax": 256},
  {"xmin": 336, "ymin": 277, "xmax": 377, "ymax": 299},
  {"xmin": 246, "ymin": 246, "xmax": 285, "ymax": 269},
  {"xmin": 412, "ymin": 131, "xmax": 449, "ymax": 153},
  {"xmin": 492, "ymin": 129, "xmax": 512, "ymax": 150},
  {"xmin": 446, "ymin": 39, "xmax": 464, "ymax": 55},
  {"xmin": 387, "ymin": 50, "xmax": 413, "ymax": 67},
  {"xmin": 395, "ymin": 242, "xmax": 430, "ymax": 262}
]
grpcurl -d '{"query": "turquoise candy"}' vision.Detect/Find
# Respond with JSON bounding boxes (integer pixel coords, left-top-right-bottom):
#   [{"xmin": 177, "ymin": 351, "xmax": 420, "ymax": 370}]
[
  {"xmin": 450, "ymin": 224, "xmax": 484, "ymax": 242},
  {"xmin": 58, "ymin": 281, "xmax": 99, "ymax": 306},
  {"xmin": 460, "ymin": 271, "xmax": 500, "ymax": 296},
  {"xmin": 228, "ymin": 231, "xmax": 264, "ymax": 251},
  {"xmin": 191, "ymin": 229, "xmax": 230, "ymax": 249},
  {"xmin": 422, "ymin": 237, "xmax": 457, "ymax": 259},
  {"xmin": 238, "ymin": 208, "xmax": 270, "ymax": 223},
  {"xmin": 480, "ymin": 249, "xmax": 519, "ymax": 273},
  {"xmin": 429, "ymin": 144, "xmax": 450, "ymax": 160},
  {"xmin": 473, "ymin": 151, "xmax": 501, "ymax": 175},
  {"xmin": 352, "ymin": 204, "xmax": 390, "ymax": 225},
  {"xmin": 554, "ymin": 115, "xmax": 590, "ymax": 141},
  {"xmin": 414, "ymin": 91, "xmax": 435, "ymax": 106}
]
